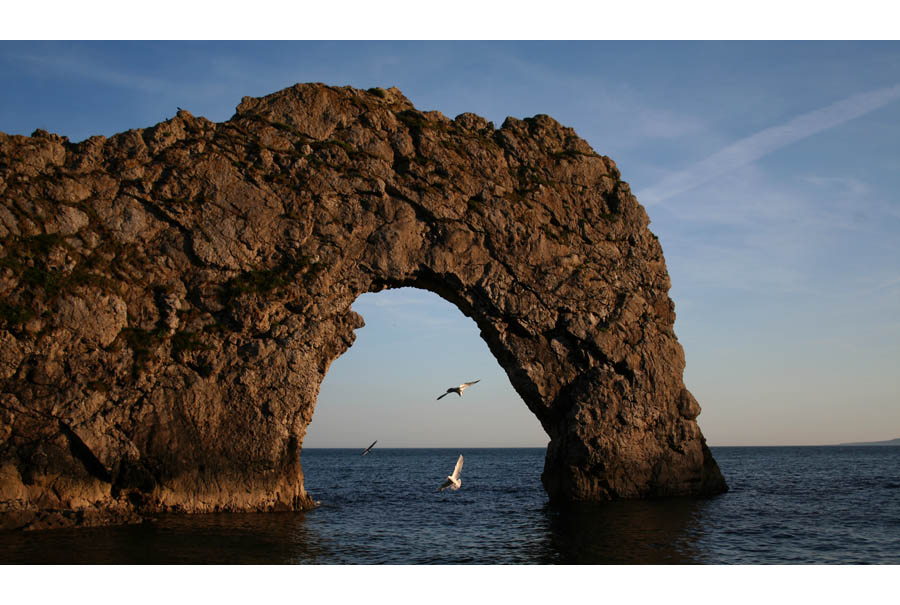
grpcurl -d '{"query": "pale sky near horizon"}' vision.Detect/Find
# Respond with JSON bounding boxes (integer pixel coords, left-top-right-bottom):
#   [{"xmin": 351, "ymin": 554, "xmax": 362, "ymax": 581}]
[{"xmin": 1, "ymin": 37, "xmax": 898, "ymax": 447}]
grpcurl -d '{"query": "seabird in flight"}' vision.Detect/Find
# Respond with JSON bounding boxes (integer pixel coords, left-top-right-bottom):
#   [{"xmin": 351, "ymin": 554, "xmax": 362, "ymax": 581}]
[
  {"xmin": 438, "ymin": 454, "xmax": 464, "ymax": 492},
  {"xmin": 436, "ymin": 380, "xmax": 480, "ymax": 400}
]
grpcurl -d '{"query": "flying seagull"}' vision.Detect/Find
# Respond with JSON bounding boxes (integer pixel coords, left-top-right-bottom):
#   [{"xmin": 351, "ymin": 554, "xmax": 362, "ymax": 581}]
[
  {"xmin": 438, "ymin": 454, "xmax": 464, "ymax": 492},
  {"xmin": 361, "ymin": 440, "xmax": 377, "ymax": 456},
  {"xmin": 436, "ymin": 380, "xmax": 480, "ymax": 400}
]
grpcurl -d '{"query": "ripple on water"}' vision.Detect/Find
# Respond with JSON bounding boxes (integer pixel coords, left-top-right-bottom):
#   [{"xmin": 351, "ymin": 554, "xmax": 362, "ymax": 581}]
[{"xmin": 1, "ymin": 447, "xmax": 898, "ymax": 563}]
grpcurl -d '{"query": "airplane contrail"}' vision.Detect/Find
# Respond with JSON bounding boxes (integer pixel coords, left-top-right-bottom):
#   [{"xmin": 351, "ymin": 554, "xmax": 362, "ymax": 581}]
[{"xmin": 638, "ymin": 82, "xmax": 900, "ymax": 206}]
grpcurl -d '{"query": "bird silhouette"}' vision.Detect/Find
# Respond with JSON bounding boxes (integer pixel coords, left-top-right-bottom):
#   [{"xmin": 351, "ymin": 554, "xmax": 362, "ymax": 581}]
[{"xmin": 436, "ymin": 380, "xmax": 480, "ymax": 400}]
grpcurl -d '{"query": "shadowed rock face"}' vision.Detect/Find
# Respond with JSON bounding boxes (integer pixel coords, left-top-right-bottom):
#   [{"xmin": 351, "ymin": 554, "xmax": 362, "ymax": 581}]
[{"xmin": 0, "ymin": 83, "xmax": 727, "ymax": 530}]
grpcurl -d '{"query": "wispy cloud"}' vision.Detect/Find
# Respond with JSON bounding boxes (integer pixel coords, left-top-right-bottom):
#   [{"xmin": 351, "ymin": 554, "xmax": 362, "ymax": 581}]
[
  {"xmin": 801, "ymin": 175, "xmax": 870, "ymax": 198},
  {"xmin": 631, "ymin": 107, "xmax": 706, "ymax": 140},
  {"xmin": 876, "ymin": 276, "xmax": 900, "ymax": 290},
  {"xmin": 12, "ymin": 48, "xmax": 233, "ymax": 114},
  {"xmin": 638, "ymin": 82, "xmax": 900, "ymax": 205},
  {"xmin": 352, "ymin": 288, "xmax": 471, "ymax": 332},
  {"xmin": 656, "ymin": 161, "xmax": 899, "ymax": 301},
  {"xmin": 16, "ymin": 52, "xmax": 171, "ymax": 93}
]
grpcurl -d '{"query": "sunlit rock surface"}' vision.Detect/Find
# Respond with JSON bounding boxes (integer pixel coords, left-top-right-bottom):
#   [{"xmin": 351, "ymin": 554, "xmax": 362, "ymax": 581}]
[{"xmin": 0, "ymin": 84, "xmax": 727, "ymax": 530}]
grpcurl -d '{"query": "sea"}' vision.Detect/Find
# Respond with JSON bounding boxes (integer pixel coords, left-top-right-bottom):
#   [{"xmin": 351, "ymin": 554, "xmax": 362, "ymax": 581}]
[{"xmin": 0, "ymin": 446, "xmax": 898, "ymax": 564}]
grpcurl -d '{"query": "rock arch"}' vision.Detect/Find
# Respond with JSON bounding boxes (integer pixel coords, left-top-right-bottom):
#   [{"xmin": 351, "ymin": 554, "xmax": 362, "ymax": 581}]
[{"xmin": 0, "ymin": 84, "xmax": 726, "ymax": 529}]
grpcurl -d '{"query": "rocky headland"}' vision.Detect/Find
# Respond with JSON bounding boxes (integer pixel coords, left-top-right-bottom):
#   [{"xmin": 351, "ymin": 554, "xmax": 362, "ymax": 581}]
[{"xmin": 0, "ymin": 83, "xmax": 727, "ymax": 530}]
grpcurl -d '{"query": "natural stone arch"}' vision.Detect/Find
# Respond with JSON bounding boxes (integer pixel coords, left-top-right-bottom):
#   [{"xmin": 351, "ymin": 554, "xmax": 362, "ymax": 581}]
[{"xmin": 0, "ymin": 84, "xmax": 726, "ymax": 530}]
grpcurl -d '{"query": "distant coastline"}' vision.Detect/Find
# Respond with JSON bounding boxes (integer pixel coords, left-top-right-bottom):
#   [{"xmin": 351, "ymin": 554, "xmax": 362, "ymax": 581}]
[
  {"xmin": 708, "ymin": 438, "xmax": 900, "ymax": 447},
  {"xmin": 836, "ymin": 437, "xmax": 900, "ymax": 446}
]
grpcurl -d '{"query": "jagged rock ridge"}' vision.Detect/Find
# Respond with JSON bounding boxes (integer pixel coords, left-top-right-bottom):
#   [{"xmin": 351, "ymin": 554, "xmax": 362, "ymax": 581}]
[{"xmin": 0, "ymin": 83, "xmax": 727, "ymax": 530}]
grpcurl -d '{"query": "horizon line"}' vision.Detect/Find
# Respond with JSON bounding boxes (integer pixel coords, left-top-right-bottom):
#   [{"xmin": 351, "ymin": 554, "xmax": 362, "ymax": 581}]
[{"xmin": 303, "ymin": 440, "xmax": 899, "ymax": 449}]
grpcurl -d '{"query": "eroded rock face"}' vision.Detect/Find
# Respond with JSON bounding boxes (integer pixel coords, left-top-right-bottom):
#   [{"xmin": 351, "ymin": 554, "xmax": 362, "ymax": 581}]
[{"xmin": 0, "ymin": 83, "xmax": 726, "ymax": 530}]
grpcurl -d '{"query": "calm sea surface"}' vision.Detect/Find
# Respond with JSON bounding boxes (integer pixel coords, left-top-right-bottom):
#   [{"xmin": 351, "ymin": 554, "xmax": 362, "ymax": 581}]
[{"xmin": 1, "ymin": 446, "xmax": 898, "ymax": 564}]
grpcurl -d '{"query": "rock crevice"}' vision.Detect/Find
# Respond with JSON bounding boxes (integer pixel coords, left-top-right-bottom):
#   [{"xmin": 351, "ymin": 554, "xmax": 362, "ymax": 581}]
[{"xmin": 0, "ymin": 83, "xmax": 726, "ymax": 530}]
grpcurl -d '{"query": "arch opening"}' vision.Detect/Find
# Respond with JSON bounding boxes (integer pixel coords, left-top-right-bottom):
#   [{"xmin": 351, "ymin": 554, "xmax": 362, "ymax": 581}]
[{"xmin": 305, "ymin": 286, "xmax": 550, "ymax": 451}]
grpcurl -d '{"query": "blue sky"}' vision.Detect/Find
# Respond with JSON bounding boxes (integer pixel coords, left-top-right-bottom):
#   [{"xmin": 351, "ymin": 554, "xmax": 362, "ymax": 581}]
[{"xmin": 1, "ymin": 40, "xmax": 898, "ymax": 446}]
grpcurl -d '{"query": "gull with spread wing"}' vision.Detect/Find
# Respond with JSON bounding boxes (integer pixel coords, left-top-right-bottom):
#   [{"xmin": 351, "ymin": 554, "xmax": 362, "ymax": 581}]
[
  {"xmin": 436, "ymin": 380, "xmax": 480, "ymax": 400},
  {"xmin": 438, "ymin": 454, "xmax": 464, "ymax": 491}
]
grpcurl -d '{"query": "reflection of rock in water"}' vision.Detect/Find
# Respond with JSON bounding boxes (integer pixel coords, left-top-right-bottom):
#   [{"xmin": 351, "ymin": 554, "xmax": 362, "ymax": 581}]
[
  {"xmin": 538, "ymin": 500, "xmax": 707, "ymax": 564},
  {"xmin": 0, "ymin": 512, "xmax": 333, "ymax": 564}
]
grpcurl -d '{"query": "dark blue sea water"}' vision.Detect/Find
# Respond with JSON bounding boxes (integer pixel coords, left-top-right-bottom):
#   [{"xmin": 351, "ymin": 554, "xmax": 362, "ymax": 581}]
[{"xmin": 1, "ymin": 446, "xmax": 898, "ymax": 564}]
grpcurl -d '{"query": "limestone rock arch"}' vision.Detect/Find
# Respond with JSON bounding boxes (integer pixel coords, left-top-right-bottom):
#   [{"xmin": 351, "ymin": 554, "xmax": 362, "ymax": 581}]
[{"xmin": 0, "ymin": 84, "xmax": 726, "ymax": 529}]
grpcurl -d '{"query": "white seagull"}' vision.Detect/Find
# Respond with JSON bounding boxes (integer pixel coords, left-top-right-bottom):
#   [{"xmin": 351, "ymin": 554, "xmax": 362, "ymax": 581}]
[
  {"xmin": 438, "ymin": 454, "xmax": 464, "ymax": 492},
  {"xmin": 361, "ymin": 440, "xmax": 377, "ymax": 456},
  {"xmin": 436, "ymin": 380, "xmax": 480, "ymax": 400}
]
